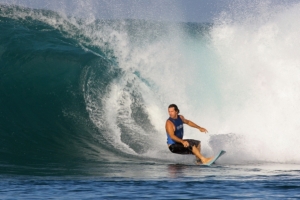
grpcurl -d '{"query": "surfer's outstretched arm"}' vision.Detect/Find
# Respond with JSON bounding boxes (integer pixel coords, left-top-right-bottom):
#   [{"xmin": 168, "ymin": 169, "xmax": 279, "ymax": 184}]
[{"xmin": 179, "ymin": 115, "xmax": 208, "ymax": 133}]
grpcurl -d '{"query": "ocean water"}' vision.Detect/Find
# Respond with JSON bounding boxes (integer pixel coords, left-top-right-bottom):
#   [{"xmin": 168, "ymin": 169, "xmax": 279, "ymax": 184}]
[{"xmin": 1, "ymin": 1, "xmax": 300, "ymax": 199}]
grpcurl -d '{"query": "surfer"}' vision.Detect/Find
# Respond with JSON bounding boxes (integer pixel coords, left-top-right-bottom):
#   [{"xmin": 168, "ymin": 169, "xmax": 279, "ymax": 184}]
[{"xmin": 166, "ymin": 104, "xmax": 213, "ymax": 164}]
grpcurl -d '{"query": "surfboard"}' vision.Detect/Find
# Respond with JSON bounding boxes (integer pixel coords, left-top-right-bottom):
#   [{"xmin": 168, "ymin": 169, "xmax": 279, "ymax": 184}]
[{"xmin": 202, "ymin": 150, "xmax": 226, "ymax": 166}]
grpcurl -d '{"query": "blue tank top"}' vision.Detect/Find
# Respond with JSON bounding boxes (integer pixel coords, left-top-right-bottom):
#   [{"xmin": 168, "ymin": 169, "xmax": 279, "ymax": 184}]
[{"xmin": 166, "ymin": 115, "xmax": 184, "ymax": 144}]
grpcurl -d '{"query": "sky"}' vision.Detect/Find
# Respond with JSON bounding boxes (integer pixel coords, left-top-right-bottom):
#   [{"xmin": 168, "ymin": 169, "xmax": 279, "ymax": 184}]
[{"xmin": 1, "ymin": 0, "xmax": 300, "ymax": 22}]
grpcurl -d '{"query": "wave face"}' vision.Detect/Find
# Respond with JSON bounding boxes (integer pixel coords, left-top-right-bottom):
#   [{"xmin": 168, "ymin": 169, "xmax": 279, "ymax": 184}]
[
  {"xmin": 1, "ymin": 1, "xmax": 300, "ymax": 174},
  {"xmin": 0, "ymin": 6, "xmax": 106, "ymax": 168},
  {"xmin": 0, "ymin": 5, "xmax": 201, "ymax": 172}
]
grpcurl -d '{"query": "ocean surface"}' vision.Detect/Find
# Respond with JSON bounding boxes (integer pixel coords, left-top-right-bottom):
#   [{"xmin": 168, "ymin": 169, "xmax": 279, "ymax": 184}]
[{"xmin": 1, "ymin": 2, "xmax": 300, "ymax": 199}]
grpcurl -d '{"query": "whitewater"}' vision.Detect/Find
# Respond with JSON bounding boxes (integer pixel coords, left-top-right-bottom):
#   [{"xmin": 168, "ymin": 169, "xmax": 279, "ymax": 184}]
[{"xmin": 1, "ymin": 1, "xmax": 300, "ymax": 199}]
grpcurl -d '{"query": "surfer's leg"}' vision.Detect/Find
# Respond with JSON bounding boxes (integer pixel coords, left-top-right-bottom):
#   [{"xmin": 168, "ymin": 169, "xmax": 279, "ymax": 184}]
[
  {"xmin": 195, "ymin": 143, "xmax": 201, "ymax": 163},
  {"xmin": 191, "ymin": 146, "xmax": 213, "ymax": 164},
  {"xmin": 169, "ymin": 140, "xmax": 213, "ymax": 164},
  {"xmin": 184, "ymin": 139, "xmax": 205, "ymax": 163},
  {"xmin": 185, "ymin": 139, "xmax": 212, "ymax": 164}
]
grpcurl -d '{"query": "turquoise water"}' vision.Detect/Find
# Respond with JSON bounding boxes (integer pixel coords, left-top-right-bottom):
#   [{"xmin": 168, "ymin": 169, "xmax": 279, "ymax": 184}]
[{"xmin": 1, "ymin": 3, "xmax": 300, "ymax": 199}]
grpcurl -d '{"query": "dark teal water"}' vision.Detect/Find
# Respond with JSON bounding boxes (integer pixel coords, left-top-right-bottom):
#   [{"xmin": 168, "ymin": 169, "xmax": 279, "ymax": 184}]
[
  {"xmin": 0, "ymin": 5, "xmax": 121, "ymax": 168},
  {"xmin": 1, "ymin": 4, "xmax": 300, "ymax": 199}
]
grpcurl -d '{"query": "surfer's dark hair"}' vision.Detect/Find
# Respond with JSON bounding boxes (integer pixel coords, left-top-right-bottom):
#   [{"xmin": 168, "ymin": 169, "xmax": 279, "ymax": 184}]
[{"xmin": 168, "ymin": 104, "xmax": 180, "ymax": 114}]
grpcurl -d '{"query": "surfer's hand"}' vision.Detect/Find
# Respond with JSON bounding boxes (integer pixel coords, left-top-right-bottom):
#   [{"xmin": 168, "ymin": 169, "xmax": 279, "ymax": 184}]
[
  {"xmin": 182, "ymin": 141, "xmax": 189, "ymax": 148},
  {"xmin": 199, "ymin": 127, "xmax": 208, "ymax": 133}
]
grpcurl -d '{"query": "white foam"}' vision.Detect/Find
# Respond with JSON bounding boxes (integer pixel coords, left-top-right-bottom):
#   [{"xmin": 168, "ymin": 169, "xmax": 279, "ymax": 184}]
[{"xmin": 210, "ymin": 2, "xmax": 300, "ymax": 163}]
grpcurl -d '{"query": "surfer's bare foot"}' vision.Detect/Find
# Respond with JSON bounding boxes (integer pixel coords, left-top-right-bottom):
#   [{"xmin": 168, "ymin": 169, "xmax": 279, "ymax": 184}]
[{"xmin": 202, "ymin": 157, "xmax": 214, "ymax": 164}]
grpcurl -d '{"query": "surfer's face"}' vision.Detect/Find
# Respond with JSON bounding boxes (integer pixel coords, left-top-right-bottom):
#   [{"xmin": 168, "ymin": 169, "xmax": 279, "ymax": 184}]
[{"xmin": 168, "ymin": 107, "xmax": 178, "ymax": 118}]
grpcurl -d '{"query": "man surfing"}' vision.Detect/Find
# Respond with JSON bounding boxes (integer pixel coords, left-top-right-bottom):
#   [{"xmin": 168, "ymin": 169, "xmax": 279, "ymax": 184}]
[{"xmin": 166, "ymin": 104, "xmax": 213, "ymax": 164}]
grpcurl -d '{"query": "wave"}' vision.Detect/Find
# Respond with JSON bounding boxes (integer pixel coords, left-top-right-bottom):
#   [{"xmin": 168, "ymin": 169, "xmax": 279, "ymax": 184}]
[
  {"xmin": 0, "ymin": 6, "xmax": 103, "ymax": 167},
  {"xmin": 1, "ymin": 1, "xmax": 300, "ymax": 175},
  {"xmin": 0, "ymin": 5, "xmax": 207, "ymax": 171}
]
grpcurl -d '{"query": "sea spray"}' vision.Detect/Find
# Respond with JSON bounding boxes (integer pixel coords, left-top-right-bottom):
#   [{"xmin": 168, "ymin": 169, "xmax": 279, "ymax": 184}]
[{"xmin": 210, "ymin": 1, "xmax": 300, "ymax": 163}]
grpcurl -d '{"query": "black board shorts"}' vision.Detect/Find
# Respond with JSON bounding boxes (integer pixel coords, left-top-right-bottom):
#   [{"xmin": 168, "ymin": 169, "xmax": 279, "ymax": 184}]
[{"xmin": 168, "ymin": 139, "xmax": 200, "ymax": 154}]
